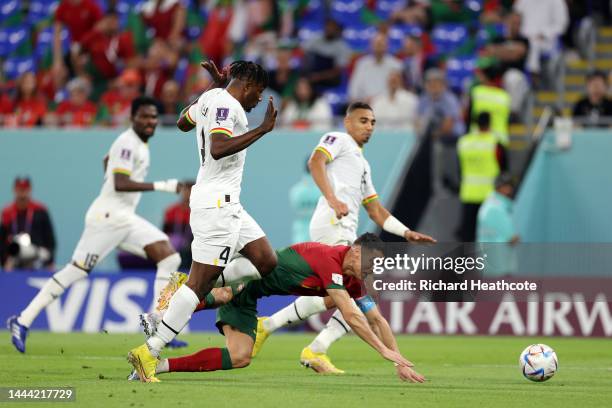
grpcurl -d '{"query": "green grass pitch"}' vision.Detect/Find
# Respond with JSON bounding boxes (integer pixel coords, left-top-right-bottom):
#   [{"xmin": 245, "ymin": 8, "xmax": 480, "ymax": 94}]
[{"xmin": 1, "ymin": 331, "xmax": 611, "ymax": 407}]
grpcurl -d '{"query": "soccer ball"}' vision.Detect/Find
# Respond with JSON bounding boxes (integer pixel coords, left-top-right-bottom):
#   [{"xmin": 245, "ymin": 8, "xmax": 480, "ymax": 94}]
[{"xmin": 519, "ymin": 344, "xmax": 558, "ymax": 382}]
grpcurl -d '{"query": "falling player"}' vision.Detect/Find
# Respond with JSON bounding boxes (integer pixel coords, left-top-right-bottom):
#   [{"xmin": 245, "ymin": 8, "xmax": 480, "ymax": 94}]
[
  {"xmin": 127, "ymin": 61, "xmax": 279, "ymax": 370},
  {"xmin": 129, "ymin": 233, "xmax": 426, "ymax": 384},
  {"xmin": 8, "ymin": 96, "xmax": 184, "ymax": 353},
  {"xmin": 252, "ymin": 102, "xmax": 436, "ymax": 373}
]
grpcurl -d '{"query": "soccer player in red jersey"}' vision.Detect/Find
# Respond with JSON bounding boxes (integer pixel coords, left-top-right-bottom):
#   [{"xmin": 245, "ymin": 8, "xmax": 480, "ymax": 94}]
[{"xmin": 128, "ymin": 233, "xmax": 425, "ymax": 384}]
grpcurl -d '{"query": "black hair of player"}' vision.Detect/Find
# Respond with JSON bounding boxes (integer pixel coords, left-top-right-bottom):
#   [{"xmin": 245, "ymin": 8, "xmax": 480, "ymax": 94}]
[
  {"xmin": 476, "ymin": 111, "xmax": 491, "ymax": 130},
  {"xmin": 131, "ymin": 96, "xmax": 159, "ymax": 117},
  {"xmin": 229, "ymin": 61, "xmax": 269, "ymax": 88},
  {"xmin": 354, "ymin": 232, "xmax": 384, "ymax": 252},
  {"xmin": 347, "ymin": 102, "xmax": 373, "ymax": 114}
]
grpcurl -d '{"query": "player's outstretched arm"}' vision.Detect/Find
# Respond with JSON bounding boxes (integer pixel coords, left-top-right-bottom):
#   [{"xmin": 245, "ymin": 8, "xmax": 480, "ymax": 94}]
[
  {"xmin": 177, "ymin": 61, "xmax": 229, "ymax": 132},
  {"xmin": 364, "ymin": 200, "xmax": 436, "ymax": 243},
  {"xmin": 364, "ymin": 305, "xmax": 426, "ymax": 383},
  {"xmin": 326, "ymin": 288, "xmax": 412, "ymax": 369},
  {"xmin": 177, "ymin": 108, "xmax": 196, "ymax": 132},
  {"xmin": 209, "ymin": 97, "xmax": 277, "ymax": 160},
  {"xmin": 114, "ymin": 173, "xmax": 182, "ymax": 194}
]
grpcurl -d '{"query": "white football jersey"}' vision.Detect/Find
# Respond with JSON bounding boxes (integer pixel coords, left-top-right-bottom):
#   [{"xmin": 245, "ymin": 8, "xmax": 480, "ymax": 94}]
[
  {"xmin": 88, "ymin": 128, "xmax": 150, "ymax": 218},
  {"xmin": 309, "ymin": 131, "xmax": 378, "ymax": 239},
  {"xmin": 186, "ymin": 88, "xmax": 249, "ymax": 208}
]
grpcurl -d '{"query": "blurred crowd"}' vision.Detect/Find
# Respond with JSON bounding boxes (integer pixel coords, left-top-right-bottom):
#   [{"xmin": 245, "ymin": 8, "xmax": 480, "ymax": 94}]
[{"xmin": 1, "ymin": 0, "xmax": 610, "ymax": 130}]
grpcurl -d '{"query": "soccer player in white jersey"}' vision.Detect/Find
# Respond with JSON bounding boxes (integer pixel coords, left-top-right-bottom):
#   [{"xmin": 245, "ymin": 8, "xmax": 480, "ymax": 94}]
[
  {"xmin": 8, "ymin": 97, "xmax": 184, "ymax": 353},
  {"xmin": 127, "ymin": 61, "xmax": 279, "ymax": 382},
  {"xmin": 251, "ymin": 102, "xmax": 436, "ymax": 373}
]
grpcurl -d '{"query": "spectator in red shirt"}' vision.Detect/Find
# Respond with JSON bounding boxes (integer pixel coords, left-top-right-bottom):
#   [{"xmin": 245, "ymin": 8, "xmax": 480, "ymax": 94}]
[
  {"xmin": 98, "ymin": 68, "xmax": 142, "ymax": 127},
  {"xmin": 79, "ymin": 12, "xmax": 138, "ymax": 80},
  {"xmin": 163, "ymin": 180, "xmax": 195, "ymax": 270},
  {"xmin": 55, "ymin": 77, "xmax": 98, "ymax": 127},
  {"xmin": 142, "ymin": 39, "xmax": 179, "ymax": 99},
  {"xmin": 52, "ymin": 0, "xmax": 104, "ymax": 77},
  {"xmin": 141, "ymin": 0, "xmax": 187, "ymax": 49},
  {"xmin": 199, "ymin": 3, "xmax": 233, "ymax": 66},
  {"xmin": 0, "ymin": 93, "xmax": 13, "ymax": 126},
  {"xmin": 4, "ymin": 72, "xmax": 48, "ymax": 128}
]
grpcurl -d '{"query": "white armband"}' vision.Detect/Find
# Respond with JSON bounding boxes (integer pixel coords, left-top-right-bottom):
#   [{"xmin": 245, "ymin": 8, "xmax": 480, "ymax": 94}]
[
  {"xmin": 383, "ymin": 216, "xmax": 410, "ymax": 237},
  {"xmin": 153, "ymin": 179, "xmax": 179, "ymax": 193}
]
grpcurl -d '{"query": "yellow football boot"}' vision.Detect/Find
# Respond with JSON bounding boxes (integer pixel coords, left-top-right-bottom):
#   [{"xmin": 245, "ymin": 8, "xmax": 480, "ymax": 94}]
[
  {"xmin": 251, "ymin": 317, "xmax": 271, "ymax": 358},
  {"xmin": 156, "ymin": 272, "xmax": 188, "ymax": 313},
  {"xmin": 300, "ymin": 346, "xmax": 345, "ymax": 374},
  {"xmin": 127, "ymin": 344, "xmax": 160, "ymax": 383}
]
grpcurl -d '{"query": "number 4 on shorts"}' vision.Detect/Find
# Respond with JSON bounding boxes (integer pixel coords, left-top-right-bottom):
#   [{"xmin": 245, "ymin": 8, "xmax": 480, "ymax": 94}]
[{"xmin": 219, "ymin": 246, "xmax": 230, "ymax": 264}]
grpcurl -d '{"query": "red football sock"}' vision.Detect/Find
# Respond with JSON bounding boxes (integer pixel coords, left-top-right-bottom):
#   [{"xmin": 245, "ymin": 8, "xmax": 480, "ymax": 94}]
[
  {"xmin": 168, "ymin": 347, "xmax": 233, "ymax": 372},
  {"xmin": 194, "ymin": 292, "xmax": 215, "ymax": 312}
]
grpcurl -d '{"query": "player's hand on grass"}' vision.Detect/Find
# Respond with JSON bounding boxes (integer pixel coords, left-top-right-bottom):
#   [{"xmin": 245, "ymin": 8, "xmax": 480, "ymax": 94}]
[
  {"xmin": 259, "ymin": 97, "xmax": 277, "ymax": 133},
  {"xmin": 404, "ymin": 230, "xmax": 436, "ymax": 244},
  {"xmin": 328, "ymin": 197, "xmax": 349, "ymax": 219},
  {"xmin": 381, "ymin": 348, "xmax": 414, "ymax": 368},
  {"xmin": 396, "ymin": 365, "xmax": 426, "ymax": 383},
  {"xmin": 200, "ymin": 60, "xmax": 229, "ymax": 86}
]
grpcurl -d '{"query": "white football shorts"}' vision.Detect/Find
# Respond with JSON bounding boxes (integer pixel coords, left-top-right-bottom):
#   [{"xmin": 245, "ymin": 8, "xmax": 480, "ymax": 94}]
[
  {"xmin": 190, "ymin": 203, "xmax": 265, "ymax": 267},
  {"xmin": 72, "ymin": 210, "xmax": 168, "ymax": 270}
]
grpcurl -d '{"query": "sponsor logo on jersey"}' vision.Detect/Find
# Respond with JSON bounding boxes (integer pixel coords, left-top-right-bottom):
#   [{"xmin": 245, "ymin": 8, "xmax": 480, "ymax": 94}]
[
  {"xmin": 216, "ymin": 107, "xmax": 229, "ymax": 123},
  {"xmin": 120, "ymin": 149, "xmax": 131, "ymax": 160},
  {"xmin": 332, "ymin": 273, "xmax": 343, "ymax": 286}
]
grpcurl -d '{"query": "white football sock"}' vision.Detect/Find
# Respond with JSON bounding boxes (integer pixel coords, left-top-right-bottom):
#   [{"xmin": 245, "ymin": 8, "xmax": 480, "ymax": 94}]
[
  {"xmin": 153, "ymin": 253, "xmax": 181, "ymax": 306},
  {"xmin": 309, "ymin": 309, "xmax": 351, "ymax": 354},
  {"xmin": 215, "ymin": 256, "xmax": 261, "ymax": 287},
  {"xmin": 156, "ymin": 359, "xmax": 169, "ymax": 374},
  {"xmin": 18, "ymin": 264, "xmax": 88, "ymax": 327},
  {"xmin": 147, "ymin": 284, "xmax": 199, "ymax": 356},
  {"xmin": 263, "ymin": 296, "xmax": 327, "ymax": 332}
]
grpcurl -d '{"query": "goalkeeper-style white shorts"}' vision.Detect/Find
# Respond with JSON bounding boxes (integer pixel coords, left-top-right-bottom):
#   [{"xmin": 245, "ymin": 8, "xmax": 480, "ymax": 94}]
[
  {"xmin": 190, "ymin": 203, "xmax": 265, "ymax": 267},
  {"xmin": 71, "ymin": 209, "xmax": 168, "ymax": 270}
]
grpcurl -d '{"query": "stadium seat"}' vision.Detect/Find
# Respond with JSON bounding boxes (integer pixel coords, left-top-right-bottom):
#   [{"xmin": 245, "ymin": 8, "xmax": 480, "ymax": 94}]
[
  {"xmin": 476, "ymin": 23, "xmax": 503, "ymax": 48},
  {"xmin": 396, "ymin": 23, "xmax": 423, "ymax": 38},
  {"xmin": 432, "ymin": 23, "xmax": 468, "ymax": 56},
  {"xmin": 0, "ymin": 25, "xmax": 29, "ymax": 58},
  {"xmin": 173, "ymin": 57, "xmax": 189, "ymax": 86},
  {"xmin": 35, "ymin": 26, "xmax": 70, "ymax": 62},
  {"xmin": 95, "ymin": 0, "xmax": 109, "ymax": 12},
  {"xmin": 0, "ymin": 0, "xmax": 20, "ymax": 25},
  {"xmin": 446, "ymin": 56, "xmax": 476, "ymax": 94},
  {"xmin": 3, "ymin": 56, "xmax": 37, "ymax": 80},
  {"xmin": 27, "ymin": 0, "xmax": 58, "ymax": 26},
  {"xmin": 324, "ymin": 87, "xmax": 348, "ymax": 116},
  {"xmin": 342, "ymin": 25, "xmax": 376, "ymax": 52},
  {"xmin": 330, "ymin": 0, "xmax": 364, "ymax": 28},
  {"xmin": 293, "ymin": 0, "xmax": 325, "ymax": 30},
  {"xmin": 297, "ymin": 20, "xmax": 324, "ymax": 43},
  {"xmin": 466, "ymin": 0, "xmax": 483, "ymax": 13},
  {"xmin": 388, "ymin": 24, "xmax": 423, "ymax": 54},
  {"xmin": 375, "ymin": 0, "xmax": 405, "ymax": 20}
]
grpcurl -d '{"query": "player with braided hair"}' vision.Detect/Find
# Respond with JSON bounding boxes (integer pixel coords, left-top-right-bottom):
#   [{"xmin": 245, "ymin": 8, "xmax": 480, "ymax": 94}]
[{"xmin": 128, "ymin": 60, "xmax": 278, "ymax": 380}]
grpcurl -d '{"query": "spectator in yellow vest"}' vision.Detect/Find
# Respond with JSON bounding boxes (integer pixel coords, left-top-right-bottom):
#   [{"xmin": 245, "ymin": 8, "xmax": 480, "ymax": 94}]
[
  {"xmin": 468, "ymin": 66, "xmax": 511, "ymax": 146},
  {"xmin": 456, "ymin": 112, "xmax": 505, "ymax": 242}
]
